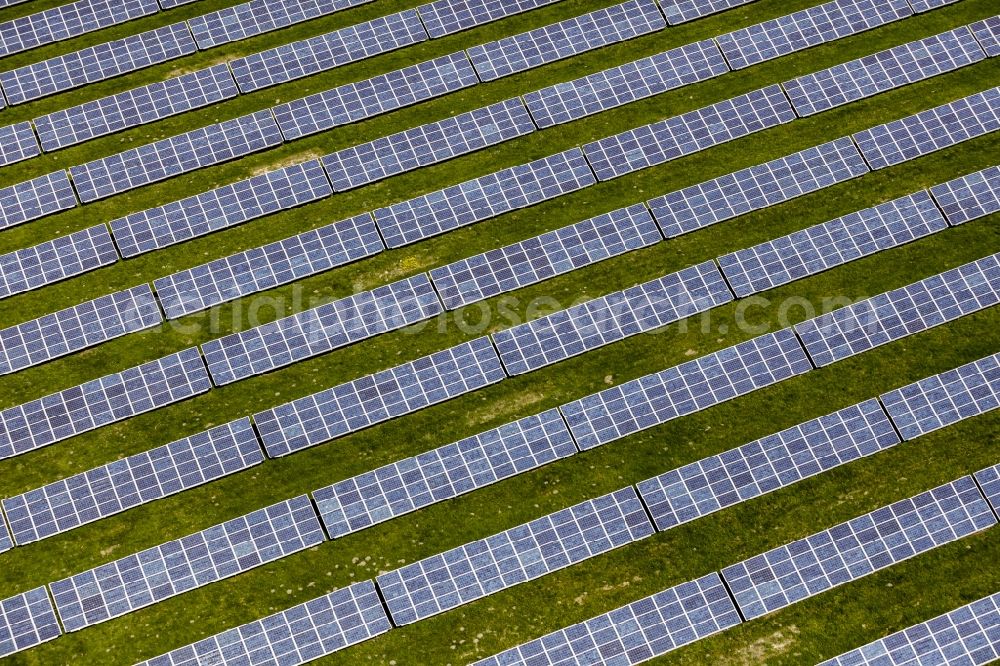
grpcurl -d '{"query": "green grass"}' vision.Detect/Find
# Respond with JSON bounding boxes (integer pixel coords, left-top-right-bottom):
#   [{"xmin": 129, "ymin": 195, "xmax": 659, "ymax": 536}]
[{"xmin": 0, "ymin": 0, "xmax": 998, "ymax": 663}]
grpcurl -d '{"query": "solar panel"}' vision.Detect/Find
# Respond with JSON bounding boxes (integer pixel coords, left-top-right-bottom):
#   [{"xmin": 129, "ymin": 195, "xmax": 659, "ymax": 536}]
[
  {"xmin": 33, "ymin": 64, "xmax": 239, "ymax": 152},
  {"xmin": 418, "ymin": 0, "xmax": 563, "ymax": 38},
  {"xmin": 637, "ymin": 399, "xmax": 899, "ymax": 531},
  {"xmin": 879, "ymin": 352, "xmax": 1000, "ymax": 440},
  {"xmin": 50, "ymin": 495, "xmax": 325, "ymax": 631},
  {"xmin": 0, "ymin": 225, "xmax": 118, "ymax": 300},
  {"xmin": 658, "ymin": 0, "xmax": 757, "ymax": 25},
  {"xmin": 322, "ymin": 97, "xmax": 537, "ymax": 191},
  {"xmin": 158, "ymin": 0, "xmax": 199, "ymax": 6},
  {"xmin": 188, "ymin": 0, "xmax": 375, "ymax": 49},
  {"xmin": 783, "ymin": 27, "xmax": 986, "ymax": 117},
  {"xmin": 794, "ymin": 252, "xmax": 1000, "ymax": 367},
  {"xmin": 0, "ymin": 22, "xmax": 197, "ymax": 105},
  {"xmin": 201, "ymin": 274, "xmax": 444, "ymax": 385},
  {"xmin": 648, "ymin": 136, "xmax": 870, "ymax": 237},
  {"xmin": 819, "ymin": 591, "xmax": 1000, "ymax": 666},
  {"xmin": 561, "ymin": 328, "xmax": 812, "ymax": 450},
  {"xmin": 472, "ymin": 572, "xmax": 742, "ymax": 666},
  {"xmin": 0, "ymin": 171, "xmax": 77, "ymax": 231},
  {"xmin": 253, "ymin": 336, "xmax": 506, "ymax": 457},
  {"xmin": 134, "ymin": 580, "xmax": 390, "ymax": 666},
  {"xmin": 930, "ymin": 165, "xmax": 1000, "ymax": 225},
  {"xmin": 907, "ymin": 0, "xmax": 959, "ymax": 12},
  {"xmin": 971, "ymin": 15, "xmax": 1000, "ymax": 57},
  {"xmin": 523, "ymin": 38, "xmax": 729, "ymax": 128},
  {"xmin": 374, "ymin": 148, "xmax": 597, "ymax": 248},
  {"xmin": 110, "ymin": 159, "xmax": 333, "ymax": 259},
  {"xmin": 716, "ymin": 0, "xmax": 913, "ymax": 70},
  {"xmin": 2, "ymin": 418, "xmax": 263, "ymax": 546},
  {"xmin": 467, "ymin": 0, "xmax": 666, "ymax": 82},
  {"xmin": 377, "ymin": 487, "xmax": 654, "ymax": 624},
  {"xmin": 0, "ymin": 122, "xmax": 40, "ymax": 167},
  {"xmin": 493, "ymin": 260, "xmax": 734, "ymax": 376},
  {"xmin": 718, "ymin": 190, "xmax": 948, "ymax": 297},
  {"xmin": 854, "ymin": 87, "xmax": 1000, "ymax": 170},
  {"xmin": 153, "ymin": 213, "xmax": 383, "ymax": 319},
  {"xmin": 975, "ymin": 463, "xmax": 1000, "ymax": 516},
  {"xmin": 0, "ymin": 347, "xmax": 211, "ymax": 460},
  {"xmin": 721, "ymin": 476, "xmax": 996, "ymax": 621},
  {"xmin": 271, "ymin": 50, "xmax": 476, "ymax": 141},
  {"xmin": 312, "ymin": 409, "xmax": 577, "ymax": 538},
  {"xmin": 0, "ymin": 0, "xmax": 28, "ymax": 7},
  {"xmin": 230, "ymin": 9, "xmax": 428, "ymax": 94},
  {"xmin": 0, "ymin": 587, "xmax": 61, "ymax": 659},
  {"xmin": 0, "ymin": 514, "xmax": 10, "ymax": 553},
  {"xmin": 584, "ymin": 84, "xmax": 796, "ymax": 181},
  {"xmin": 70, "ymin": 110, "xmax": 283, "ymax": 203},
  {"xmin": 429, "ymin": 204, "xmax": 660, "ymax": 310},
  {"xmin": 0, "ymin": 284, "xmax": 162, "ymax": 375}
]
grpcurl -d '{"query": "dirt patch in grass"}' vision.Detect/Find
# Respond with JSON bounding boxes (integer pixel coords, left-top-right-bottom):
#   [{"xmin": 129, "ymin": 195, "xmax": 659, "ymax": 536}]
[
  {"xmin": 719, "ymin": 626, "xmax": 801, "ymax": 666},
  {"xmin": 251, "ymin": 149, "xmax": 325, "ymax": 177},
  {"xmin": 465, "ymin": 391, "xmax": 545, "ymax": 427}
]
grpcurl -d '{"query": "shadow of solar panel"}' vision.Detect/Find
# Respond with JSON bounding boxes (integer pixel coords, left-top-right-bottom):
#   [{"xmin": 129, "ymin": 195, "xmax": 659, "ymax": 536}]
[
  {"xmin": 468, "ymin": 0, "xmax": 666, "ymax": 81},
  {"xmin": 638, "ymin": 399, "xmax": 899, "ymax": 531},
  {"xmin": 658, "ymin": 0, "xmax": 757, "ymax": 24},
  {"xmin": 975, "ymin": 464, "xmax": 1000, "ymax": 516},
  {"xmin": 272, "ymin": 49, "xmax": 474, "ymax": 141},
  {"xmin": 50, "ymin": 495, "xmax": 324, "ymax": 631},
  {"xmin": 322, "ymin": 97, "xmax": 536, "ymax": 191},
  {"xmin": 585, "ymin": 84, "xmax": 795, "ymax": 181},
  {"xmin": 0, "ymin": 22, "xmax": 196, "ymax": 105},
  {"xmin": 473, "ymin": 573, "xmax": 741, "ymax": 666},
  {"xmin": 494, "ymin": 261, "xmax": 734, "ymax": 375},
  {"xmin": 721, "ymin": 476, "xmax": 996, "ymax": 621},
  {"xmin": 795, "ymin": 253, "xmax": 1000, "ymax": 367},
  {"xmin": 0, "ymin": 171, "xmax": 77, "ymax": 231},
  {"xmin": 972, "ymin": 15, "xmax": 1000, "ymax": 57},
  {"xmin": 110, "ymin": 159, "xmax": 333, "ymax": 258},
  {"xmin": 526, "ymin": 39, "xmax": 729, "ymax": 129},
  {"xmin": 880, "ymin": 352, "xmax": 1000, "ymax": 440},
  {"xmin": 648, "ymin": 137, "xmax": 870, "ymax": 237},
  {"xmin": 374, "ymin": 148, "xmax": 597, "ymax": 248},
  {"xmin": 907, "ymin": 0, "xmax": 959, "ymax": 11},
  {"xmin": 0, "ymin": 347, "xmax": 210, "ymax": 460},
  {"xmin": 430, "ymin": 204, "xmax": 661, "ymax": 310},
  {"xmin": 0, "ymin": 122, "xmax": 40, "ymax": 167},
  {"xmin": 377, "ymin": 487, "xmax": 654, "ymax": 624},
  {"xmin": 0, "ymin": 587, "xmax": 61, "ymax": 659},
  {"xmin": 154, "ymin": 213, "xmax": 382, "ymax": 319},
  {"xmin": 134, "ymin": 580, "xmax": 390, "ymax": 666},
  {"xmin": 34, "ymin": 63, "xmax": 239, "ymax": 152},
  {"xmin": 312, "ymin": 409, "xmax": 576, "ymax": 538},
  {"xmin": 930, "ymin": 165, "xmax": 1000, "ymax": 225},
  {"xmin": 2, "ymin": 418, "xmax": 263, "ymax": 545},
  {"xmin": 560, "ymin": 328, "xmax": 812, "ymax": 450},
  {"xmin": 189, "ymin": 0, "xmax": 374, "ymax": 49},
  {"xmin": 0, "ymin": 514, "xmax": 10, "ymax": 553},
  {"xmin": 231, "ymin": 9, "xmax": 427, "ymax": 93},
  {"xmin": 0, "ymin": 226, "xmax": 117, "ymax": 300},
  {"xmin": 717, "ymin": 0, "xmax": 912, "ymax": 70},
  {"xmin": 418, "ymin": 0, "xmax": 563, "ymax": 38},
  {"xmin": 253, "ymin": 337, "xmax": 506, "ymax": 457},
  {"xmin": 718, "ymin": 190, "xmax": 948, "ymax": 297}
]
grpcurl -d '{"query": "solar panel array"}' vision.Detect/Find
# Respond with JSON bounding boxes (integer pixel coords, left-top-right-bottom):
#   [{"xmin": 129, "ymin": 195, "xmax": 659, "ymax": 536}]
[
  {"xmin": 0, "ymin": 0, "xmax": 158, "ymax": 58},
  {"xmin": 417, "ymin": 0, "xmax": 562, "ymax": 38},
  {"xmin": 466, "ymin": 0, "xmax": 666, "ymax": 82},
  {"xmin": 0, "ymin": 516, "xmax": 10, "ymax": 553},
  {"xmin": 0, "ymin": 347, "xmax": 210, "ymax": 460},
  {"xmin": 721, "ymin": 476, "xmax": 997, "ymax": 620},
  {"xmin": 648, "ymin": 137, "xmax": 870, "ymax": 237},
  {"xmin": 794, "ymin": 252, "xmax": 1000, "ymax": 367},
  {"xmin": 0, "ymin": 0, "xmax": 28, "ymax": 7},
  {"xmin": 560, "ymin": 328, "xmax": 813, "ymax": 450},
  {"xmin": 975, "ymin": 463, "xmax": 1000, "ymax": 515},
  {"xmin": 153, "ymin": 213, "xmax": 383, "ymax": 319},
  {"xmin": 658, "ymin": 0, "xmax": 757, "ymax": 25},
  {"xmin": 0, "ymin": 588, "xmax": 61, "ymax": 659},
  {"xmin": 312, "ymin": 409, "xmax": 576, "ymax": 538},
  {"xmin": 583, "ymin": 84, "xmax": 796, "ymax": 181},
  {"xmin": 637, "ymin": 400, "xmax": 899, "ymax": 531},
  {"xmin": 253, "ymin": 337, "xmax": 506, "ymax": 457},
  {"xmin": 376, "ymin": 487, "xmax": 655, "ymax": 625},
  {"xmin": 50, "ymin": 495, "xmax": 324, "ymax": 631},
  {"xmin": 971, "ymin": 15, "xmax": 1000, "ymax": 57},
  {"xmin": 717, "ymin": 191, "xmax": 948, "ymax": 297},
  {"xmin": 0, "ymin": 121, "xmax": 41, "ymax": 167},
  {"xmin": 157, "ymin": 0, "xmax": 199, "ymax": 7},
  {"xmin": 429, "ymin": 204, "xmax": 661, "ymax": 310},
  {"xmin": 493, "ymin": 260, "xmax": 734, "ymax": 375},
  {"xmin": 322, "ymin": 97, "xmax": 536, "ymax": 191},
  {"xmin": 907, "ymin": 0, "xmax": 960, "ymax": 12},
  {"xmin": 0, "ymin": 226, "xmax": 117, "ymax": 300},
  {"xmin": 188, "ymin": 0, "xmax": 374, "ymax": 49},
  {"xmin": 930, "ymin": 165, "xmax": 1000, "ymax": 225},
  {"xmin": 2, "ymin": 418, "xmax": 263, "ymax": 546},
  {"xmin": 0, "ymin": 171, "xmax": 77, "ymax": 232}
]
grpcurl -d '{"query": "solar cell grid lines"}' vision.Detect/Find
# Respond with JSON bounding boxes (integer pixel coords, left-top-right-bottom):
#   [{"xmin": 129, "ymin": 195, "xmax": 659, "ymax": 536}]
[
  {"xmin": 374, "ymin": 148, "xmax": 597, "ymax": 248},
  {"xmin": 312, "ymin": 409, "xmax": 576, "ymax": 538},
  {"xmin": 377, "ymin": 487, "xmax": 654, "ymax": 625},
  {"xmin": 658, "ymin": 0, "xmax": 757, "ymax": 25},
  {"xmin": 493, "ymin": 260, "xmax": 734, "ymax": 375},
  {"xmin": 322, "ymin": 98, "xmax": 537, "ymax": 191},
  {"xmin": 188, "ymin": 0, "xmax": 374, "ymax": 49},
  {"xmin": 0, "ymin": 171, "xmax": 77, "ymax": 231},
  {"xmin": 271, "ymin": 49, "xmax": 476, "ymax": 141},
  {"xmin": 467, "ymin": 0, "xmax": 666, "ymax": 82},
  {"xmin": 583, "ymin": 84, "xmax": 796, "ymax": 181},
  {"xmin": 718, "ymin": 190, "xmax": 948, "ymax": 297},
  {"xmin": 49, "ymin": 495, "xmax": 325, "ymax": 631},
  {"xmin": 971, "ymin": 15, "xmax": 1000, "ymax": 57},
  {"xmin": 0, "ymin": 587, "xmax": 61, "ymax": 659},
  {"xmin": 0, "ymin": 0, "xmax": 28, "ymax": 7},
  {"xmin": 721, "ymin": 476, "xmax": 997, "ymax": 620},
  {"xmin": 907, "ymin": 0, "xmax": 960, "ymax": 12},
  {"xmin": 157, "ymin": 0, "xmax": 198, "ymax": 6},
  {"xmin": 930, "ymin": 165, "xmax": 1000, "ymax": 225},
  {"xmin": 429, "ymin": 204, "xmax": 661, "ymax": 311},
  {"xmin": 0, "ymin": 515, "xmax": 10, "ymax": 553},
  {"xmin": 153, "ymin": 213, "xmax": 383, "ymax": 319},
  {"xmin": 975, "ymin": 464, "xmax": 1000, "ymax": 516},
  {"xmin": 0, "ymin": 226, "xmax": 117, "ymax": 300},
  {"xmin": 418, "ymin": 0, "xmax": 563, "ymax": 38},
  {"xmin": 0, "ymin": 122, "xmax": 41, "ymax": 167},
  {"xmin": 253, "ymin": 337, "xmax": 506, "ymax": 457}
]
